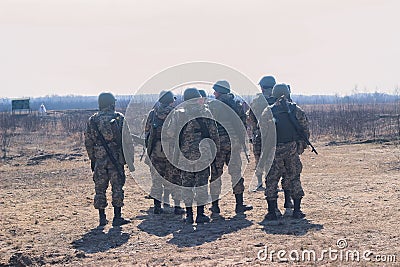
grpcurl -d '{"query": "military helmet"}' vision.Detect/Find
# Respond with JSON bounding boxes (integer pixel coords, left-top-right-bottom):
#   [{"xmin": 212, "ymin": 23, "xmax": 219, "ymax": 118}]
[
  {"xmin": 98, "ymin": 92, "xmax": 116, "ymax": 109},
  {"xmin": 198, "ymin": 89, "xmax": 207, "ymax": 97},
  {"xmin": 158, "ymin": 90, "xmax": 175, "ymax": 104},
  {"xmin": 272, "ymin": 84, "xmax": 290, "ymax": 98},
  {"xmin": 259, "ymin": 76, "xmax": 276, "ymax": 89},
  {"xmin": 213, "ymin": 80, "xmax": 230, "ymax": 94},
  {"xmin": 183, "ymin": 88, "xmax": 201, "ymax": 101}
]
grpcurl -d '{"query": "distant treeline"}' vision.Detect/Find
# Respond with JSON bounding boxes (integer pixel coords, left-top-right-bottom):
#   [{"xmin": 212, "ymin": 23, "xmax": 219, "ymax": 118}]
[{"xmin": 0, "ymin": 92, "xmax": 399, "ymax": 112}]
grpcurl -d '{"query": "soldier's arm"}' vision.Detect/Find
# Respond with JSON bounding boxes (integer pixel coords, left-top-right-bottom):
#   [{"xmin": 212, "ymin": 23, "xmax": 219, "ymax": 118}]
[
  {"xmin": 207, "ymin": 118, "xmax": 220, "ymax": 153},
  {"xmin": 246, "ymin": 109, "xmax": 257, "ymax": 130},
  {"xmin": 144, "ymin": 110, "xmax": 153, "ymax": 134},
  {"xmin": 295, "ymin": 106, "xmax": 310, "ymax": 139},
  {"xmin": 84, "ymin": 117, "xmax": 96, "ymax": 162}
]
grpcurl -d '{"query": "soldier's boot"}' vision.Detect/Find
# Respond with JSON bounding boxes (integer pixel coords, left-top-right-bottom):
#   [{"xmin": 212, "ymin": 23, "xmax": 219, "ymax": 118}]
[
  {"xmin": 265, "ymin": 200, "xmax": 278, "ymax": 220},
  {"xmin": 284, "ymin": 190, "xmax": 294, "ymax": 209},
  {"xmin": 195, "ymin": 205, "xmax": 210, "ymax": 224},
  {"xmin": 209, "ymin": 199, "xmax": 220, "ymax": 214},
  {"xmin": 163, "ymin": 190, "xmax": 171, "ymax": 208},
  {"xmin": 112, "ymin": 207, "xmax": 131, "ymax": 226},
  {"xmin": 98, "ymin": 209, "xmax": 108, "ymax": 226},
  {"xmin": 235, "ymin": 193, "xmax": 253, "ymax": 213},
  {"xmin": 153, "ymin": 199, "xmax": 164, "ymax": 214},
  {"xmin": 173, "ymin": 200, "xmax": 185, "ymax": 215},
  {"xmin": 184, "ymin": 207, "xmax": 194, "ymax": 224},
  {"xmin": 292, "ymin": 198, "xmax": 306, "ymax": 219}
]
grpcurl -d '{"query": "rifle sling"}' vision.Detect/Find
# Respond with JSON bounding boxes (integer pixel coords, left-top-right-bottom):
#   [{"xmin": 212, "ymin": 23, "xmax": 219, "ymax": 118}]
[{"xmin": 91, "ymin": 119, "xmax": 125, "ymax": 178}]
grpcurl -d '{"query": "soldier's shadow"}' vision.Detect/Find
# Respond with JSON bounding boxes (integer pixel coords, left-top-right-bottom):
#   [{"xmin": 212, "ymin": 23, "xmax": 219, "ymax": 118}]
[
  {"xmin": 72, "ymin": 226, "xmax": 130, "ymax": 253},
  {"xmin": 167, "ymin": 214, "xmax": 253, "ymax": 247},
  {"xmin": 136, "ymin": 207, "xmax": 186, "ymax": 237},
  {"xmin": 259, "ymin": 217, "xmax": 323, "ymax": 236}
]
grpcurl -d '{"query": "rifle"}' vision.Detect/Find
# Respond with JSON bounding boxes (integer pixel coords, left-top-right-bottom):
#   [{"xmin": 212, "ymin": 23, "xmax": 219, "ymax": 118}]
[
  {"xmin": 280, "ymin": 97, "xmax": 318, "ymax": 155},
  {"xmin": 145, "ymin": 109, "xmax": 157, "ymax": 158},
  {"xmin": 91, "ymin": 118, "xmax": 125, "ymax": 178}
]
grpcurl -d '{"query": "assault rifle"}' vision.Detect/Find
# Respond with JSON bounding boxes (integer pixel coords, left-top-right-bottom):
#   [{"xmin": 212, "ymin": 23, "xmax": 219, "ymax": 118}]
[{"xmin": 278, "ymin": 96, "xmax": 318, "ymax": 155}]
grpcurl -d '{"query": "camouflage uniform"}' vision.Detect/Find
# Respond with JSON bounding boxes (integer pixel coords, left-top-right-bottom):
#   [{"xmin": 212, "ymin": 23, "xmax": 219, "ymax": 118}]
[
  {"xmin": 167, "ymin": 103, "xmax": 220, "ymax": 207},
  {"xmin": 247, "ymin": 93, "xmax": 271, "ymax": 166},
  {"xmin": 145, "ymin": 104, "xmax": 182, "ymax": 203},
  {"xmin": 209, "ymin": 93, "xmax": 246, "ymax": 196},
  {"xmin": 84, "ymin": 106, "xmax": 126, "ymax": 209},
  {"xmin": 261, "ymin": 100, "xmax": 309, "ymax": 201},
  {"xmin": 248, "ymin": 93, "xmax": 294, "ymax": 192}
]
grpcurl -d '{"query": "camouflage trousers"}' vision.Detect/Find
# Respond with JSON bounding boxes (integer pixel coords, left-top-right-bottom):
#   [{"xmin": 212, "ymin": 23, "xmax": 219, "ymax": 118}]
[
  {"xmin": 264, "ymin": 141, "xmax": 305, "ymax": 200},
  {"xmin": 93, "ymin": 159, "xmax": 125, "ymax": 209},
  {"xmin": 150, "ymin": 154, "xmax": 182, "ymax": 202},
  {"xmin": 210, "ymin": 134, "xmax": 245, "ymax": 196},
  {"xmin": 181, "ymin": 167, "xmax": 209, "ymax": 207},
  {"xmin": 254, "ymin": 129, "xmax": 290, "ymax": 191},
  {"xmin": 252, "ymin": 129, "xmax": 262, "ymax": 165}
]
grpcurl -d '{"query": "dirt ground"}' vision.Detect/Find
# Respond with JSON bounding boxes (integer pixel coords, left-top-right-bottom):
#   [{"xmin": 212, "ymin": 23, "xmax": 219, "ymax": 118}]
[{"xmin": 0, "ymin": 129, "xmax": 399, "ymax": 266}]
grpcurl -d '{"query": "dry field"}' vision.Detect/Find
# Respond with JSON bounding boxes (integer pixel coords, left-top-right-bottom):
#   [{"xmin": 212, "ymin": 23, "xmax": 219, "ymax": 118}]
[{"xmin": 0, "ymin": 114, "xmax": 399, "ymax": 266}]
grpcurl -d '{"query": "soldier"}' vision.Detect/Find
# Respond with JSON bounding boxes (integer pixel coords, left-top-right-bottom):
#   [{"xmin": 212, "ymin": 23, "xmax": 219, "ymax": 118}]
[
  {"xmin": 248, "ymin": 76, "xmax": 294, "ymax": 210},
  {"xmin": 144, "ymin": 91, "xmax": 185, "ymax": 215},
  {"xmin": 247, "ymin": 76, "xmax": 276, "ymax": 191},
  {"xmin": 261, "ymin": 84, "xmax": 309, "ymax": 220},
  {"xmin": 209, "ymin": 80, "xmax": 253, "ymax": 214},
  {"xmin": 166, "ymin": 88, "xmax": 220, "ymax": 223},
  {"xmin": 84, "ymin": 92, "xmax": 131, "ymax": 227}
]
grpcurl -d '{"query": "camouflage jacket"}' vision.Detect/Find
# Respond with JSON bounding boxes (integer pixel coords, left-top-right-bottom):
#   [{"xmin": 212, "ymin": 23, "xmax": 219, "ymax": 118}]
[
  {"xmin": 165, "ymin": 103, "xmax": 220, "ymax": 162},
  {"xmin": 144, "ymin": 103, "xmax": 175, "ymax": 158},
  {"xmin": 84, "ymin": 107, "xmax": 125, "ymax": 165}
]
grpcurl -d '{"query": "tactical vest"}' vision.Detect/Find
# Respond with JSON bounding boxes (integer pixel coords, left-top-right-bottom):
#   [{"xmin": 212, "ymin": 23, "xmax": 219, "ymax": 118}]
[
  {"xmin": 213, "ymin": 95, "xmax": 244, "ymax": 137},
  {"xmin": 270, "ymin": 102, "xmax": 299, "ymax": 144}
]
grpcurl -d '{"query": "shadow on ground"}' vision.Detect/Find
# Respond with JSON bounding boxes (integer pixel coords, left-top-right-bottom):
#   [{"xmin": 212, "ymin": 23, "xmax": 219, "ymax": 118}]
[
  {"xmin": 72, "ymin": 226, "xmax": 130, "ymax": 253},
  {"xmin": 259, "ymin": 217, "xmax": 323, "ymax": 236},
  {"xmin": 137, "ymin": 207, "xmax": 253, "ymax": 247},
  {"xmin": 168, "ymin": 214, "xmax": 253, "ymax": 247}
]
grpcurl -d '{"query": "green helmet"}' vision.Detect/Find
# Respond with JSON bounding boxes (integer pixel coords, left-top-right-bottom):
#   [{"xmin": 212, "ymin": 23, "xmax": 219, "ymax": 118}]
[
  {"xmin": 272, "ymin": 84, "xmax": 290, "ymax": 99},
  {"xmin": 213, "ymin": 80, "xmax": 230, "ymax": 94},
  {"xmin": 158, "ymin": 90, "xmax": 175, "ymax": 105},
  {"xmin": 259, "ymin": 76, "xmax": 276, "ymax": 89},
  {"xmin": 183, "ymin": 88, "xmax": 201, "ymax": 101},
  {"xmin": 98, "ymin": 92, "xmax": 116, "ymax": 110},
  {"xmin": 198, "ymin": 89, "xmax": 207, "ymax": 97}
]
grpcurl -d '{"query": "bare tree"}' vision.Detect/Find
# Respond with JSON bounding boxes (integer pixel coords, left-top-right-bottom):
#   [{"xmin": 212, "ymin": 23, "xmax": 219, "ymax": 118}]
[{"xmin": 0, "ymin": 112, "xmax": 16, "ymax": 160}]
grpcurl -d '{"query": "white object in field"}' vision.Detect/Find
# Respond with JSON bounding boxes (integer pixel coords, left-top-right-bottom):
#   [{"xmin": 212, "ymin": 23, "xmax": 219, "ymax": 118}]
[{"xmin": 39, "ymin": 104, "xmax": 47, "ymax": 115}]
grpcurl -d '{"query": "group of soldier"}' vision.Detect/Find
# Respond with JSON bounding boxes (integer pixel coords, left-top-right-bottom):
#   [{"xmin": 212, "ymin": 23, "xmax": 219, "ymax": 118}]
[{"xmin": 84, "ymin": 75, "xmax": 311, "ymax": 226}]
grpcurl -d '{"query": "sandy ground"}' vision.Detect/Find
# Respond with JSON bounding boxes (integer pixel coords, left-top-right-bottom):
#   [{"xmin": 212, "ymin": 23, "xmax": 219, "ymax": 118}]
[{"xmin": 0, "ymin": 131, "xmax": 399, "ymax": 266}]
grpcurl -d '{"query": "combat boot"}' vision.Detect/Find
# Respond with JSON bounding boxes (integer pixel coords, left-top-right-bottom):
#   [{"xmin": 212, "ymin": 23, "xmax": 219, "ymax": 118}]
[
  {"xmin": 234, "ymin": 193, "xmax": 253, "ymax": 213},
  {"xmin": 184, "ymin": 207, "xmax": 194, "ymax": 224},
  {"xmin": 163, "ymin": 190, "xmax": 171, "ymax": 208},
  {"xmin": 98, "ymin": 209, "xmax": 108, "ymax": 226},
  {"xmin": 284, "ymin": 190, "xmax": 294, "ymax": 209},
  {"xmin": 173, "ymin": 200, "xmax": 185, "ymax": 215},
  {"xmin": 153, "ymin": 199, "xmax": 163, "ymax": 214},
  {"xmin": 264, "ymin": 199, "xmax": 278, "ymax": 220},
  {"xmin": 112, "ymin": 207, "xmax": 131, "ymax": 226},
  {"xmin": 292, "ymin": 198, "xmax": 306, "ymax": 219},
  {"xmin": 209, "ymin": 199, "xmax": 220, "ymax": 214},
  {"xmin": 195, "ymin": 205, "xmax": 210, "ymax": 223}
]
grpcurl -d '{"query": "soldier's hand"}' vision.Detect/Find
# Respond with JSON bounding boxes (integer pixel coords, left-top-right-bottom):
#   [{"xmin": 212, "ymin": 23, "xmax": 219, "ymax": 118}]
[
  {"xmin": 91, "ymin": 161, "xmax": 95, "ymax": 172},
  {"xmin": 296, "ymin": 141, "xmax": 308, "ymax": 155}
]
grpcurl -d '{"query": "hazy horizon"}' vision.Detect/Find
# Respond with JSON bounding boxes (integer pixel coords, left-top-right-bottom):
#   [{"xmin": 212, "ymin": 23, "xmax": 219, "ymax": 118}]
[{"xmin": 1, "ymin": 0, "xmax": 399, "ymax": 98}]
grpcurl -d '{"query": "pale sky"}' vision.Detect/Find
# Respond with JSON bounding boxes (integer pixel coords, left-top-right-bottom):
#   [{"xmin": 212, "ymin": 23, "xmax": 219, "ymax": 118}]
[{"xmin": 0, "ymin": 0, "xmax": 399, "ymax": 98}]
